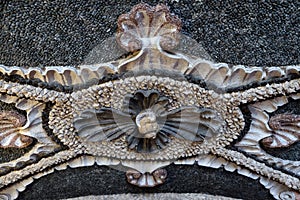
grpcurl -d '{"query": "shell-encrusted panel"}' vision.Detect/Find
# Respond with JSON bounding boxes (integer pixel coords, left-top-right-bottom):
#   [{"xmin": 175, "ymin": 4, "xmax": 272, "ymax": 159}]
[
  {"xmin": 54, "ymin": 75, "xmax": 245, "ymax": 161},
  {"xmin": 0, "ymin": 92, "xmax": 61, "ymax": 184},
  {"xmin": 0, "ymin": 3, "xmax": 300, "ymax": 200}
]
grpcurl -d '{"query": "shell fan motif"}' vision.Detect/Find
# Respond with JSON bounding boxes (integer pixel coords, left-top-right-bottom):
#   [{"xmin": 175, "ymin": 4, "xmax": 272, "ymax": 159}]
[
  {"xmin": 117, "ymin": 3, "xmax": 182, "ymax": 52},
  {"xmin": 74, "ymin": 90, "xmax": 223, "ymax": 153},
  {"xmin": 0, "ymin": 3, "xmax": 300, "ymax": 200},
  {"xmin": 261, "ymin": 114, "xmax": 300, "ymax": 148},
  {"xmin": 0, "ymin": 110, "xmax": 31, "ymax": 148}
]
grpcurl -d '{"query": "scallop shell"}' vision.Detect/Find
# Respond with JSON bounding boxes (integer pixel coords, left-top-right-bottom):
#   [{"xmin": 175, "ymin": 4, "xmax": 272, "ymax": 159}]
[
  {"xmin": 0, "ymin": 110, "xmax": 31, "ymax": 148},
  {"xmin": 0, "ymin": 3, "xmax": 299, "ymax": 199},
  {"xmin": 126, "ymin": 168, "xmax": 167, "ymax": 187},
  {"xmin": 261, "ymin": 114, "xmax": 300, "ymax": 148},
  {"xmin": 74, "ymin": 108, "xmax": 134, "ymax": 142},
  {"xmin": 115, "ymin": 4, "xmax": 189, "ymax": 74},
  {"xmin": 236, "ymin": 94, "xmax": 300, "ymax": 182},
  {"xmin": 0, "ymin": 94, "xmax": 55, "ymax": 147},
  {"xmin": 117, "ymin": 3, "xmax": 182, "ymax": 52}
]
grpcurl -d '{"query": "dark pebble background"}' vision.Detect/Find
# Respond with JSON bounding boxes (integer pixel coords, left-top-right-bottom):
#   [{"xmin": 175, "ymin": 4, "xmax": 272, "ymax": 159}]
[
  {"xmin": 18, "ymin": 164, "xmax": 273, "ymax": 200},
  {"xmin": 1, "ymin": 0, "xmax": 299, "ymax": 199},
  {"xmin": 1, "ymin": 0, "xmax": 299, "ymax": 67}
]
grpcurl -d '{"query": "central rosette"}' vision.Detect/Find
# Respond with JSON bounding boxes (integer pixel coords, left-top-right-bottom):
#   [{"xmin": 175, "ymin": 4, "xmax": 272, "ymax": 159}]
[{"xmin": 74, "ymin": 89, "xmax": 222, "ymax": 153}]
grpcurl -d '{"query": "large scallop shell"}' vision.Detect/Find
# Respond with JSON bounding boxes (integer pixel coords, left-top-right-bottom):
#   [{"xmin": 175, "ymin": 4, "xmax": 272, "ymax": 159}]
[
  {"xmin": 261, "ymin": 114, "xmax": 300, "ymax": 148},
  {"xmin": 117, "ymin": 3, "xmax": 182, "ymax": 52},
  {"xmin": 0, "ymin": 110, "xmax": 31, "ymax": 148}
]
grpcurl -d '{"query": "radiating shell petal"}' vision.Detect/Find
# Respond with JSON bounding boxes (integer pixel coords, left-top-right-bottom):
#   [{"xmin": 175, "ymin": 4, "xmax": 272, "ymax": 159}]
[
  {"xmin": 261, "ymin": 114, "xmax": 300, "ymax": 148},
  {"xmin": 0, "ymin": 110, "xmax": 32, "ymax": 148}
]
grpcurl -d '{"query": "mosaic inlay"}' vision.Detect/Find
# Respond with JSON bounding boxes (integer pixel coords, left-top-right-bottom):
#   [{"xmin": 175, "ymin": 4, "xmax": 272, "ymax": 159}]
[{"xmin": 0, "ymin": 3, "xmax": 300, "ymax": 200}]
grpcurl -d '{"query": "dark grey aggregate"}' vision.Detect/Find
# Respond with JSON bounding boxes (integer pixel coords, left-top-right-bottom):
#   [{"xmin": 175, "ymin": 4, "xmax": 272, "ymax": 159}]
[
  {"xmin": 1, "ymin": 0, "xmax": 299, "ymax": 67},
  {"xmin": 18, "ymin": 164, "xmax": 273, "ymax": 200}
]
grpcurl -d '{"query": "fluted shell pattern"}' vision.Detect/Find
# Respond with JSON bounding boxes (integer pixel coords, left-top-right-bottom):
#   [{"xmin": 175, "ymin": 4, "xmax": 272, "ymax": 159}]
[
  {"xmin": 236, "ymin": 93, "xmax": 300, "ymax": 183},
  {"xmin": 0, "ymin": 110, "xmax": 30, "ymax": 148},
  {"xmin": 261, "ymin": 114, "xmax": 300, "ymax": 148},
  {"xmin": 0, "ymin": 64, "xmax": 115, "ymax": 87},
  {"xmin": 0, "ymin": 94, "xmax": 55, "ymax": 147},
  {"xmin": 186, "ymin": 61, "xmax": 300, "ymax": 90},
  {"xmin": 74, "ymin": 90, "xmax": 223, "ymax": 153},
  {"xmin": 117, "ymin": 3, "xmax": 182, "ymax": 52}
]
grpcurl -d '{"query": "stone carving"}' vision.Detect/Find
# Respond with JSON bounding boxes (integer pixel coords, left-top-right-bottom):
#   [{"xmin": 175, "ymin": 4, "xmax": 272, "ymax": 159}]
[{"xmin": 0, "ymin": 3, "xmax": 299, "ymax": 200}]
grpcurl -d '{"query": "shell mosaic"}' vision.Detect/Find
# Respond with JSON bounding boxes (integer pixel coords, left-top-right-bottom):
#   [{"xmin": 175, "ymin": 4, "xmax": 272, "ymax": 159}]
[{"xmin": 0, "ymin": 3, "xmax": 300, "ymax": 200}]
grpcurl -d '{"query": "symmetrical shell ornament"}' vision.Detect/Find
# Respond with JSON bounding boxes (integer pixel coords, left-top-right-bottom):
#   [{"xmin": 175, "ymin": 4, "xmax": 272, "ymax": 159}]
[
  {"xmin": 0, "ymin": 3, "xmax": 300, "ymax": 200},
  {"xmin": 74, "ymin": 89, "xmax": 222, "ymax": 153}
]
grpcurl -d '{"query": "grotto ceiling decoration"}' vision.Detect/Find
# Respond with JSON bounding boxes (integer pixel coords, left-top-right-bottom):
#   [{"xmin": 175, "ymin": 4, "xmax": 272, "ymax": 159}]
[{"xmin": 0, "ymin": 3, "xmax": 300, "ymax": 200}]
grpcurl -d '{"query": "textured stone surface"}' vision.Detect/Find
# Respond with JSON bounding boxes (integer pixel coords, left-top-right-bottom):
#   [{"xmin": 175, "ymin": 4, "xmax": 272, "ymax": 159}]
[
  {"xmin": 63, "ymin": 193, "xmax": 241, "ymax": 200},
  {"xmin": 1, "ymin": 0, "xmax": 299, "ymax": 67},
  {"xmin": 18, "ymin": 165, "xmax": 272, "ymax": 200}
]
